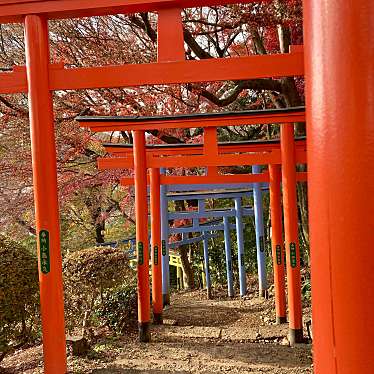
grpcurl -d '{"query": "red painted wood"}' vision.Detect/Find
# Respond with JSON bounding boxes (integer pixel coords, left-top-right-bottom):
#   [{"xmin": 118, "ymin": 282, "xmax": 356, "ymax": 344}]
[{"xmin": 0, "ymin": 0, "xmax": 269, "ymax": 24}]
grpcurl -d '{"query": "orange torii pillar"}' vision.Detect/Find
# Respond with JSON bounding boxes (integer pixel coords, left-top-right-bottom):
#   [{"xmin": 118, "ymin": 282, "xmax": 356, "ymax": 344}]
[
  {"xmin": 155, "ymin": 7, "xmax": 185, "ymax": 306},
  {"xmin": 304, "ymin": 1, "xmax": 374, "ymax": 372},
  {"xmin": 269, "ymin": 164, "xmax": 287, "ymax": 324},
  {"xmin": 150, "ymin": 168, "xmax": 163, "ymax": 324},
  {"xmin": 280, "ymin": 123, "xmax": 303, "ymax": 344},
  {"xmin": 133, "ymin": 131, "xmax": 151, "ymax": 342},
  {"xmin": 24, "ymin": 15, "xmax": 67, "ymax": 372}
]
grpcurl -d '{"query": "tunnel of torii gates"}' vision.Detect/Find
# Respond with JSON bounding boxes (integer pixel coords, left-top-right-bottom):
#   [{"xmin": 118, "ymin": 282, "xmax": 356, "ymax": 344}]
[
  {"xmin": 166, "ymin": 188, "xmax": 257, "ymax": 301},
  {"xmin": 101, "ymin": 185, "xmax": 267, "ymax": 300},
  {"xmin": 144, "ymin": 187, "xmax": 266, "ymax": 298},
  {"xmin": 101, "ymin": 212, "xmax": 239, "ymax": 296},
  {"xmin": 164, "ymin": 178, "xmax": 269, "ymax": 296},
  {"xmin": 84, "ymin": 136, "xmax": 307, "ymax": 330},
  {"xmin": 0, "ymin": 0, "xmax": 372, "ymax": 373},
  {"xmin": 78, "ymin": 112, "xmax": 307, "ymax": 344}
]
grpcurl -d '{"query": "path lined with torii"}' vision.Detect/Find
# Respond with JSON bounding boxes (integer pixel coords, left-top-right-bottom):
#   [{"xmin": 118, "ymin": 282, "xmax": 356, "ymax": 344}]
[
  {"xmin": 112, "ymin": 291, "xmax": 312, "ymax": 374},
  {"xmin": 1, "ymin": 289, "xmax": 312, "ymax": 374}
]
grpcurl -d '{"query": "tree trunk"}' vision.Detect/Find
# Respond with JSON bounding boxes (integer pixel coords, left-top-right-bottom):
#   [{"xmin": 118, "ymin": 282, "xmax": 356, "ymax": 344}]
[
  {"xmin": 297, "ymin": 166, "xmax": 309, "ymax": 264},
  {"xmin": 94, "ymin": 220, "xmax": 105, "ymax": 244},
  {"xmin": 174, "ymin": 200, "xmax": 195, "ymax": 288},
  {"xmin": 180, "ymin": 244, "xmax": 195, "ymax": 289},
  {"xmin": 91, "ymin": 206, "xmax": 105, "ymax": 244}
]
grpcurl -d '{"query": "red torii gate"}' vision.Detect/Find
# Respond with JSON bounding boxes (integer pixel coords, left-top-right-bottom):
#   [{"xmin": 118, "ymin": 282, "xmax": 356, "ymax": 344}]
[
  {"xmin": 102, "ymin": 135, "xmax": 306, "ymax": 339},
  {"xmin": 83, "ymin": 136, "xmax": 308, "ymax": 339},
  {"xmin": 0, "ymin": 1, "xmax": 372, "ymax": 373},
  {"xmin": 79, "ymin": 108, "xmax": 306, "ymax": 345},
  {"xmin": 100, "ymin": 137, "xmax": 308, "ymax": 185},
  {"xmin": 106, "ymin": 141, "xmax": 307, "ymax": 187}
]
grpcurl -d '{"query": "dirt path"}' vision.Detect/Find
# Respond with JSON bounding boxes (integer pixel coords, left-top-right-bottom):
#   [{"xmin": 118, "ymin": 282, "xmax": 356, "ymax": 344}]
[{"xmin": 1, "ymin": 290, "xmax": 312, "ymax": 373}]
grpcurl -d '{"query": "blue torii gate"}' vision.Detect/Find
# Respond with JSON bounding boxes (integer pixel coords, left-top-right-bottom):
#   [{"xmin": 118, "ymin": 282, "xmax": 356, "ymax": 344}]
[
  {"xmin": 169, "ymin": 216, "xmax": 243, "ymax": 298},
  {"xmin": 98, "ymin": 171, "xmax": 268, "ymax": 301},
  {"xmin": 161, "ymin": 181, "xmax": 268, "ymax": 300}
]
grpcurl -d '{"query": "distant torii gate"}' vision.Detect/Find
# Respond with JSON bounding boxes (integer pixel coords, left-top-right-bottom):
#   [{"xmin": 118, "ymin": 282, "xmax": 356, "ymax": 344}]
[{"xmin": 166, "ymin": 188, "xmax": 255, "ymax": 300}]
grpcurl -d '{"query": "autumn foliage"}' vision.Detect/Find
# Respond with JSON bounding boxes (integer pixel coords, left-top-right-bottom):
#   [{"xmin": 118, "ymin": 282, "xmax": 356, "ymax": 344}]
[{"xmin": 0, "ymin": 1, "xmax": 306, "ymax": 248}]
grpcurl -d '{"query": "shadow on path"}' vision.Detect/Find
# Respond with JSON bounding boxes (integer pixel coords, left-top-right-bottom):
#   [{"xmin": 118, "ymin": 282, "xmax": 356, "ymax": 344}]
[{"xmin": 92, "ymin": 370, "xmax": 190, "ymax": 374}]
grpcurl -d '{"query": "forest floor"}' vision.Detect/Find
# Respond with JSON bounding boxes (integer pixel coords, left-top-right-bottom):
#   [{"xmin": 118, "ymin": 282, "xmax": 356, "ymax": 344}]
[{"xmin": 1, "ymin": 286, "xmax": 313, "ymax": 374}]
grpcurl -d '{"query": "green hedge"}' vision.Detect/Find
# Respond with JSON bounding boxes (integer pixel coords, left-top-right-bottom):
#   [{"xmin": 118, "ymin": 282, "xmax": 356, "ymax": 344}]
[{"xmin": 0, "ymin": 235, "xmax": 39, "ymax": 360}]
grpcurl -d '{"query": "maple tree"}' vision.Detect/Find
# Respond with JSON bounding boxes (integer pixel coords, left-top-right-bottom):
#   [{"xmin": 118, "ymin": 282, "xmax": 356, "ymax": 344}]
[{"xmin": 0, "ymin": 0, "xmax": 307, "ymax": 274}]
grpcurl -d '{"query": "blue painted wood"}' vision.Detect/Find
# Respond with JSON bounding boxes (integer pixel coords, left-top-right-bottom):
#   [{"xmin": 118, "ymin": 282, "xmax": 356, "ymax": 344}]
[
  {"xmin": 223, "ymin": 216, "xmax": 235, "ymax": 297},
  {"xmin": 168, "ymin": 232, "xmax": 218, "ymax": 249},
  {"xmin": 160, "ymin": 168, "xmax": 170, "ymax": 301},
  {"xmin": 198, "ymin": 199, "xmax": 205, "ymax": 213},
  {"xmin": 97, "ymin": 237, "xmax": 137, "ymax": 256},
  {"xmin": 235, "ymin": 197, "xmax": 247, "ymax": 297},
  {"xmin": 169, "ymin": 222, "xmax": 237, "ymax": 234},
  {"xmin": 253, "ymin": 165, "xmax": 268, "ymax": 294},
  {"xmin": 192, "ymin": 217, "xmax": 199, "ymax": 229},
  {"xmin": 168, "ymin": 207, "xmax": 253, "ymax": 220},
  {"xmin": 167, "ymin": 190, "xmax": 253, "ymax": 201},
  {"xmin": 202, "ymin": 234, "xmax": 211, "ymax": 293}
]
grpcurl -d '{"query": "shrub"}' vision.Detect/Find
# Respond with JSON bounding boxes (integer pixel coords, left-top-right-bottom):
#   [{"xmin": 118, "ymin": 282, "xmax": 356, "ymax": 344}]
[
  {"xmin": 63, "ymin": 246, "xmax": 135, "ymax": 336},
  {"xmin": 0, "ymin": 235, "xmax": 39, "ymax": 361},
  {"xmin": 97, "ymin": 281, "xmax": 138, "ymax": 334},
  {"xmin": 301, "ymin": 274, "xmax": 312, "ymax": 301}
]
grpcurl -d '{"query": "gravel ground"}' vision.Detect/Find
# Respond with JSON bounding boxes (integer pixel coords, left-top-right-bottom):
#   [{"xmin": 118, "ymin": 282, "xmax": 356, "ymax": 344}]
[{"xmin": 1, "ymin": 288, "xmax": 313, "ymax": 374}]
